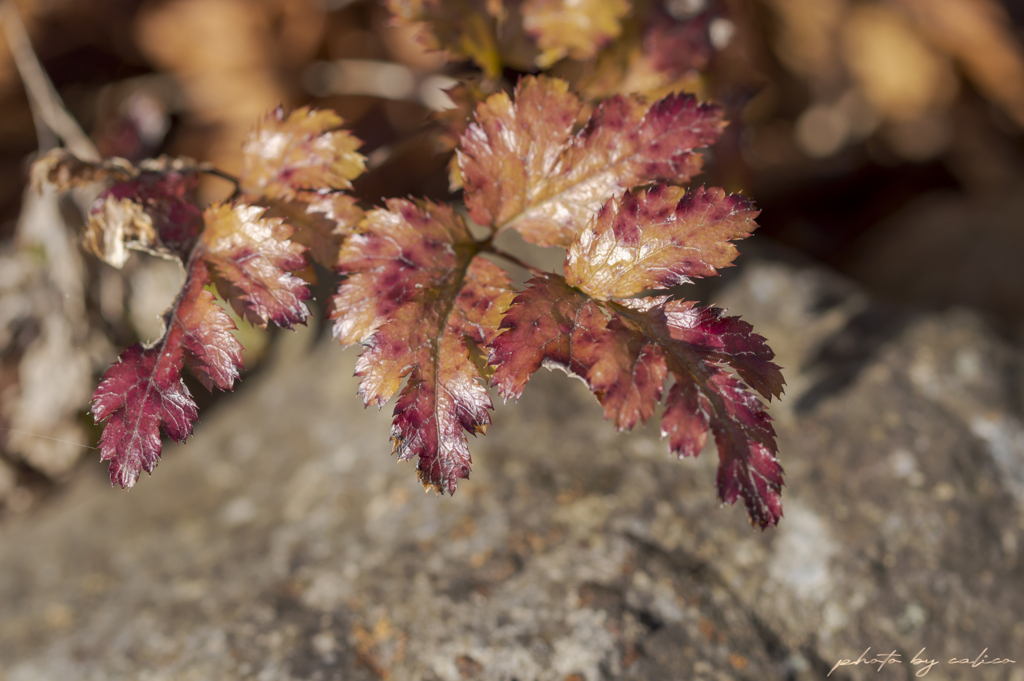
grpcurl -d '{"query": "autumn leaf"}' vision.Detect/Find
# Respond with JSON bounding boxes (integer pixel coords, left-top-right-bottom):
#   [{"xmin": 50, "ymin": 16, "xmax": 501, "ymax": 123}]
[
  {"xmin": 522, "ymin": 0, "xmax": 630, "ymax": 67},
  {"xmin": 200, "ymin": 203, "xmax": 311, "ymax": 329},
  {"xmin": 31, "ymin": 148, "xmax": 134, "ymax": 190},
  {"xmin": 91, "ymin": 201, "xmax": 311, "ymax": 488},
  {"xmin": 33, "ymin": 150, "xmax": 206, "ymax": 268},
  {"xmin": 92, "ymin": 259, "xmax": 242, "ymax": 488},
  {"xmin": 235, "ymin": 104, "xmax": 365, "ymax": 270},
  {"xmin": 565, "ymin": 185, "xmax": 760, "ymax": 299},
  {"xmin": 332, "ymin": 199, "xmax": 514, "ymax": 494},
  {"xmin": 490, "ymin": 275, "xmax": 782, "ymax": 528},
  {"xmin": 85, "ymin": 169, "xmax": 204, "ymax": 267},
  {"xmin": 488, "ymin": 186, "xmax": 784, "ymax": 528},
  {"xmin": 458, "ymin": 75, "xmax": 726, "ymax": 247},
  {"xmin": 259, "ymin": 192, "xmax": 363, "ymax": 270},
  {"xmin": 239, "ymin": 106, "xmax": 365, "ymax": 201}
]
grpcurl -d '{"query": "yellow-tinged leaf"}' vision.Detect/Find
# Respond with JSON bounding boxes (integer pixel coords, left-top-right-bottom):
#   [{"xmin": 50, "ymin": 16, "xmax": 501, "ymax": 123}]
[
  {"xmin": 522, "ymin": 0, "xmax": 630, "ymax": 67},
  {"xmin": 459, "ymin": 75, "xmax": 725, "ymax": 247},
  {"xmin": 565, "ymin": 185, "xmax": 759, "ymax": 299},
  {"xmin": 200, "ymin": 203, "xmax": 310, "ymax": 329},
  {"xmin": 239, "ymin": 106, "xmax": 365, "ymax": 201}
]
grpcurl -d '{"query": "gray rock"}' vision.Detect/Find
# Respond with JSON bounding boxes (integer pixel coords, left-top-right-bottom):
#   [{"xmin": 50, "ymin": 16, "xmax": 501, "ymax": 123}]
[{"xmin": 2, "ymin": 255, "xmax": 1023, "ymax": 681}]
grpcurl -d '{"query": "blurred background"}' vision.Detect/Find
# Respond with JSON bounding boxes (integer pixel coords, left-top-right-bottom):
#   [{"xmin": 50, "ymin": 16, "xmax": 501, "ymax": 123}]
[{"xmin": 0, "ymin": 0, "xmax": 1022, "ymax": 515}]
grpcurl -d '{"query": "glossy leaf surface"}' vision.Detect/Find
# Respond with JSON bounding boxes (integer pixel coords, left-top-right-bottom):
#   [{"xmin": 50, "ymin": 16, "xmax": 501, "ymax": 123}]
[
  {"xmin": 490, "ymin": 275, "xmax": 784, "ymax": 528},
  {"xmin": 91, "ymin": 259, "xmax": 243, "ymax": 488},
  {"xmin": 239, "ymin": 106, "xmax": 365, "ymax": 201},
  {"xmin": 332, "ymin": 199, "xmax": 514, "ymax": 494},
  {"xmin": 459, "ymin": 76, "xmax": 725, "ymax": 247},
  {"xmin": 566, "ymin": 185, "xmax": 760, "ymax": 299},
  {"xmin": 200, "ymin": 203, "xmax": 311, "ymax": 329}
]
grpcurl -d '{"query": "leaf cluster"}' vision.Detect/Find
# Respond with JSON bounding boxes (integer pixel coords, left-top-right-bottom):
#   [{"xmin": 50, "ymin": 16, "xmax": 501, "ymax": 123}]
[
  {"xmin": 35, "ymin": 107, "xmax": 363, "ymax": 488},
  {"xmin": 36, "ymin": 7, "xmax": 785, "ymax": 528}
]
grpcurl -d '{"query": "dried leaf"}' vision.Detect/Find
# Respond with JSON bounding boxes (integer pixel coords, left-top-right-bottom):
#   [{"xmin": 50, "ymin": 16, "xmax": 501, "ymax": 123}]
[
  {"xmin": 239, "ymin": 106, "xmax": 365, "ymax": 201},
  {"xmin": 459, "ymin": 75, "xmax": 725, "ymax": 247},
  {"xmin": 84, "ymin": 197, "xmax": 162, "ymax": 269},
  {"xmin": 332, "ymin": 199, "xmax": 514, "ymax": 494},
  {"xmin": 30, "ymin": 149, "xmax": 134, "ymax": 191},
  {"xmin": 32, "ymin": 151, "xmax": 206, "ymax": 268},
  {"xmin": 85, "ymin": 170, "xmax": 204, "ymax": 267},
  {"xmin": 565, "ymin": 185, "xmax": 759, "ymax": 299}
]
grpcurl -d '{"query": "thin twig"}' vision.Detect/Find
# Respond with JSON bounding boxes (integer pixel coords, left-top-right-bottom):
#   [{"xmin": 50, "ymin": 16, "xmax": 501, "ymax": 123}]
[
  {"xmin": 484, "ymin": 244, "xmax": 547, "ymax": 277},
  {"xmin": 202, "ymin": 167, "xmax": 240, "ymax": 186},
  {"xmin": 0, "ymin": 0, "xmax": 100, "ymax": 160}
]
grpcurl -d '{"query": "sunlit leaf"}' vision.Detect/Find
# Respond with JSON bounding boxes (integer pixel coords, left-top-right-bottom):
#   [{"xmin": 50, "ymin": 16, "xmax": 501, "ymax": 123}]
[
  {"xmin": 565, "ymin": 185, "xmax": 759, "ymax": 299},
  {"xmin": 200, "ymin": 202, "xmax": 311, "ymax": 329},
  {"xmin": 332, "ymin": 199, "xmax": 514, "ymax": 494},
  {"xmin": 459, "ymin": 75, "xmax": 725, "ymax": 247},
  {"xmin": 239, "ymin": 106, "xmax": 365, "ymax": 201}
]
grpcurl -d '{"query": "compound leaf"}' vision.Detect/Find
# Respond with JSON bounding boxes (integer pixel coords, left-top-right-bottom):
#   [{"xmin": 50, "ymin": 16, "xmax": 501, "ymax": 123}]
[
  {"xmin": 91, "ymin": 258, "xmax": 243, "ymax": 488},
  {"xmin": 332, "ymin": 199, "xmax": 514, "ymax": 494},
  {"xmin": 459, "ymin": 75, "xmax": 726, "ymax": 247},
  {"xmin": 488, "ymin": 182, "xmax": 784, "ymax": 528}
]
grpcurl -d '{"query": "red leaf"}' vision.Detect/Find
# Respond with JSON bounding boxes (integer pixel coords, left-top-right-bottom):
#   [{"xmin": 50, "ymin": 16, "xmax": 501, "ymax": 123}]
[
  {"xmin": 459, "ymin": 75, "xmax": 726, "ymax": 247},
  {"xmin": 200, "ymin": 202, "xmax": 311, "ymax": 329},
  {"xmin": 91, "ymin": 259, "xmax": 243, "ymax": 488},
  {"xmin": 92, "ymin": 343, "xmax": 197, "ymax": 489},
  {"xmin": 333, "ymin": 199, "xmax": 514, "ymax": 494},
  {"xmin": 699, "ymin": 372, "xmax": 782, "ymax": 529},
  {"xmin": 176, "ymin": 259, "xmax": 244, "ymax": 392},
  {"xmin": 663, "ymin": 301, "xmax": 784, "ymax": 401},
  {"xmin": 490, "ymin": 274, "xmax": 605, "ymax": 400},
  {"xmin": 489, "ymin": 274, "xmax": 784, "ymax": 528}
]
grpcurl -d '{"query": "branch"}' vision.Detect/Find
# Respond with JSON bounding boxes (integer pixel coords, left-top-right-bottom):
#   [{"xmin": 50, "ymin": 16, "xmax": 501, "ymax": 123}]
[{"xmin": 0, "ymin": 0, "xmax": 100, "ymax": 160}]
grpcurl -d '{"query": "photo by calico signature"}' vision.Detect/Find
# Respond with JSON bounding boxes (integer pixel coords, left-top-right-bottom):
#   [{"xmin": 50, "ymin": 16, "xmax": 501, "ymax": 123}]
[{"xmin": 828, "ymin": 647, "xmax": 1017, "ymax": 677}]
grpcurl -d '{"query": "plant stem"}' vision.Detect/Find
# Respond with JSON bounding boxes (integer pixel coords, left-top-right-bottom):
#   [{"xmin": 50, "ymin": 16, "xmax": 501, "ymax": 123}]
[
  {"xmin": 483, "ymin": 244, "xmax": 547, "ymax": 277},
  {"xmin": 0, "ymin": 0, "xmax": 99, "ymax": 160}
]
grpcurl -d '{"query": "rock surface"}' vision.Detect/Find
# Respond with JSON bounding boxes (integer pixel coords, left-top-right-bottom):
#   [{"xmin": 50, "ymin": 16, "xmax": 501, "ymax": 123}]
[{"xmin": 2, "ymin": 254, "xmax": 1024, "ymax": 681}]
